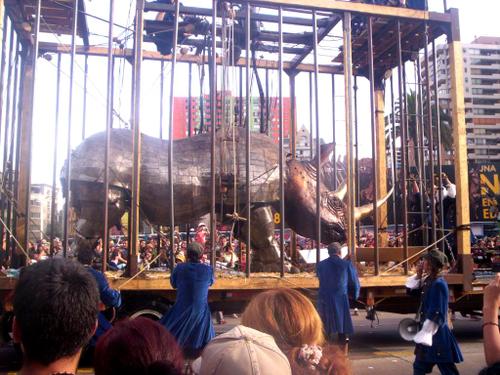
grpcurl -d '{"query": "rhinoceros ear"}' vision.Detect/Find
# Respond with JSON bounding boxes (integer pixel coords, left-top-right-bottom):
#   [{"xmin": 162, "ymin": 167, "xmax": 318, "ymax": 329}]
[{"xmin": 313, "ymin": 143, "xmax": 335, "ymax": 167}]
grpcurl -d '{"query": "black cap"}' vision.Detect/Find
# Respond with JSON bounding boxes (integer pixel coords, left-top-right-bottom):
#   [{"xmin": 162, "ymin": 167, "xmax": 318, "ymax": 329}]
[{"xmin": 423, "ymin": 249, "xmax": 448, "ymax": 269}]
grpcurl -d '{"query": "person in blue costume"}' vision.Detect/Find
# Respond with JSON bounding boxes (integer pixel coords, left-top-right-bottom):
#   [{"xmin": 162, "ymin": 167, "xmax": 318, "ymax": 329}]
[
  {"xmin": 160, "ymin": 241, "xmax": 215, "ymax": 356},
  {"xmin": 316, "ymin": 242, "xmax": 360, "ymax": 350},
  {"xmin": 406, "ymin": 249, "xmax": 463, "ymax": 375},
  {"xmin": 77, "ymin": 246, "xmax": 121, "ymax": 358}
]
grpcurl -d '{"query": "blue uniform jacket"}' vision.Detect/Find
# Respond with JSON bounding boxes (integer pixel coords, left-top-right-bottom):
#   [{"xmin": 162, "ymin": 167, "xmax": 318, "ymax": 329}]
[
  {"xmin": 316, "ymin": 256, "xmax": 360, "ymax": 335},
  {"xmin": 160, "ymin": 262, "xmax": 215, "ymax": 350},
  {"xmin": 415, "ymin": 277, "xmax": 463, "ymax": 363},
  {"xmin": 88, "ymin": 267, "xmax": 122, "ymax": 308},
  {"xmin": 87, "ymin": 266, "xmax": 121, "ymax": 346}
]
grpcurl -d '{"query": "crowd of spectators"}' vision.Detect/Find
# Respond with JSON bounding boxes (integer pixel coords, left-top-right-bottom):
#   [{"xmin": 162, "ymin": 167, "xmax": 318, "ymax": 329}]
[
  {"xmin": 6, "ymin": 257, "xmax": 353, "ymax": 374},
  {"xmin": 93, "ymin": 223, "xmax": 250, "ymax": 272},
  {"xmin": 472, "ymin": 235, "xmax": 500, "ymax": 273}
]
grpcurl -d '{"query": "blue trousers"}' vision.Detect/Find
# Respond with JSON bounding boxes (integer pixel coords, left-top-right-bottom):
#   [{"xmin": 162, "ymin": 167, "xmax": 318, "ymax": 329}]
[{"xmin": 413, "ymin": 360, "xmax": 459, "ymax": 375}]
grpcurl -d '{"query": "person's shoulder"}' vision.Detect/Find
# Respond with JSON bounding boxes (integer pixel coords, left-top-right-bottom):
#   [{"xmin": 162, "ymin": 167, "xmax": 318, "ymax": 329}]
[
  {"xmin": 87, "ymin": 266, "xmax": 103, "ymax": 277},
  {"xmin": 336, "ymin": 256, "xmax": 351, "ymax": 267},
  {"xmin": 199, "ymin": 263, "xmax": 213, "ymax": 272},
  {"xmin": 186, "ymin": 262, "xmax": 213, "ymax": 272},
  {"xmin": 318, "ymin": 257, "xmax": 329, "ymax": 266},
  {"xmin": 433, "ymin": 277, "xmax": 449, "ymax": 289}
]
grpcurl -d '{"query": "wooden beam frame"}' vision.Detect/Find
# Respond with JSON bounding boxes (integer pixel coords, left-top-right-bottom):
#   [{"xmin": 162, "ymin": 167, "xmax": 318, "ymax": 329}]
[
  {"xmin": 38, "ymin": 41, "xmax": 343, "ymax": 74},
  {"xmin": 375, "ymin": 89, "xmax": 388, "ymax": 247},
  {"xmin": 248, "ymin": 0, "xmax": 452, "ymax": 22},
  {"xmin": 5, "ymin": 0, "xmax": 90, "ymax": 46},
  {"xmin": 447, "ymin": 9, "xmax": 472, "ymax": 291},
  {"xmin": 287, "ymin": 14, "xmax": 340, "ymax": 72}
]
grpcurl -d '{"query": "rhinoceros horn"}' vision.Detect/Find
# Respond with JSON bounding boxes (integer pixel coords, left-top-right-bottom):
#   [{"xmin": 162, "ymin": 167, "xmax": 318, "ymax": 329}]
[
  {"xmin": 329, "ymin": 181, "xmax": 347, "ymax": 201},
  {"xmin": 354, "ymin": 186, "xmax": 395, "ymax": 221}
]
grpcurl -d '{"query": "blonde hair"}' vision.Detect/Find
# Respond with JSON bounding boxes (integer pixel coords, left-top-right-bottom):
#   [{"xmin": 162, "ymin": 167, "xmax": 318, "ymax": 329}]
[{"xmin": 241, "ymin": 288, "xmax": 325, "ymax": 347}]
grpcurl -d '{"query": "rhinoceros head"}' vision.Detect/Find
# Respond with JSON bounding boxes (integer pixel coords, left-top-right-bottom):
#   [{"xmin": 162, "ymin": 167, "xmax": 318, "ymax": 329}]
[{"xmin": 284, "ymin": 143, "xmax": 393, "ymax": 244}]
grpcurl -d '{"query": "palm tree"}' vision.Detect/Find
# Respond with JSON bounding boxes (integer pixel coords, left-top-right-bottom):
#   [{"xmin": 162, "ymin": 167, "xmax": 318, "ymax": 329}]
[
  {"xmin": 386, "ymin": 90, "xmax": 453, "ymax": 162},
  {"xmin": 406, "ymin": 89, "xmax": 453, "ymax": 153}
]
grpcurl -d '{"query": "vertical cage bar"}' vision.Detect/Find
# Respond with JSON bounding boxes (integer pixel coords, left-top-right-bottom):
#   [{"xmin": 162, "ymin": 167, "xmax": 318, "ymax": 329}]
[
  {"xmin": 50, "ymin": 54, "xmax": 62, "ymax": 256},
  {"xmin": 265, "ymin": 68, "xmax": 270, "ymax": 135},
  {"xmin": 353, "ymin": 76, "xmax": 360, "ymax": 244},
  {"xmin": 245, "ymin": 3, "xmax": 251, "ymax": 276},
  {"xmin": 389, "ymin": 75, "xmax": 398, "ymax": 238},
  {"xmin": 22, "ymin": 0, "xmax": 41, "ymax": 256},
  {"xmin": 0, "ymin": 13, "xmax": 8, "ymax": 253},
  {"xmin": 159, "ymin": 60, "xmax": 164, "ymax": 139},
  {"xmin": 424, "ymin": 23, "xmax": 436, "ymax": 245},
  {"xmin": 110, "ymin": 56, "xmax": 115, "ymax": 128},
  {"xmin": 331, "ymin": 74, "xmax": 337, "ymax": 190},
  {"xmin": 168, "ymin": 0, "xmax": 181, "ymax": 271},
  {"xmin": 8, "ymin": 41, "xmax": 20, "ymax": 233},
  {"xmin": 309, "ymin": 72, "xmax": 313, "ymax": 159},
  {"xmin": 210, "ymin": 0, "xmax": 218, "ymax": 268},
  {"xmin": 396, "ymin": 20, "xmax": 409, "ymax": 273},
  {"xmin": 343, "ymin": 12, "xmax": 356, "ymax": 261},
  {"xmin": 128, "ymin": 0, "xmax": 145, "ymax": 275},
  {"xmin": 12, "ymin": 42, "xmax": 22, "ymax": 259},
  {"xmin": 199, "ymin": 63, "xmax": 205, "ymax": 134},
  {"xmin": 402, "ymin": 64, "xmax": 411, "ymax": 196},
  {"xmin": 63, "ymin": 0, "xmax": 79, "ymax": 256},
  {"xmin": 278, "ymin": 6, "xmax": 285, "ymax": 277},
  {"xmin": 416, "ymin": 56, "xmax": 428, "ymax": 246},
  {"xmin": 239, "ymin": 66, "xmax": 243, "ymax": 128},
  {"xmin": 1, "ymin": 25, "xmax": 15, "ymax": 248},
  {"xmin": 0, "ymin": 13, "xmax": 8, "ymax": 171},
  {"xmin": 102, "ymin": 0, "xmax": 115, "ymax": 273},
  {"xmin": 6, "ymin": 34, "xmax": 19, "ymax": 255},
  {"xmin": 7, "ymin": 40, "xmax": 22, "ymax": 254},
  {"xmin": 432, "ymin": 40, "xmax": 445, "ymax": 251},
  {"xmin": 367, "ymin": 16, "xmax": 379, "ymax": 275},
  {"xmin": 289, "ymin": 73, "xmax": 297, "ymax": 261},
  {"xmin": 188, "ymin": 62, "xmax": 192, "ymax": 137},
  {"xmin": 312, "ymin": 10, "xmax": 321, "ymax": 262},
  {"xmin": 82, "ymin": 55, "xmax": 88, "ymax": 140}
]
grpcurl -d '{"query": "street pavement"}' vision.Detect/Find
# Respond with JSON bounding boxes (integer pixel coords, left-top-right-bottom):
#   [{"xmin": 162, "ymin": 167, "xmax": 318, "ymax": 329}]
[
  {"xmin": 348, "ymin": 311, "xmax": 484, "ymax": 374},
  {"xmin": 214, "ymin": 310, "xmax": 485, "ymax": 374}
]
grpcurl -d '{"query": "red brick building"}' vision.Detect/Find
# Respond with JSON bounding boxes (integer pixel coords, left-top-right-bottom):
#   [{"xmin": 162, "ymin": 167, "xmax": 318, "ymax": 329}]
[{"xmin": 173, "ymin": 92, "xmax": 293, "ymax": 144}]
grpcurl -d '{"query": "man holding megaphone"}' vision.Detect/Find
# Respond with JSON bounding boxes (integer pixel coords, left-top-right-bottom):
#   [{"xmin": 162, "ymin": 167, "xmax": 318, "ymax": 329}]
[{"xmin": 405, "ymin": 250, "xmax": 463, "ymax": 375}]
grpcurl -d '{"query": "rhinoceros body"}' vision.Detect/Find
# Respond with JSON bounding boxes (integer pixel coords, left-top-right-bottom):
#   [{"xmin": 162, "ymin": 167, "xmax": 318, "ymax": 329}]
[{"xmin": 64, "ymin": 128, "xmax": 354, "ymax": 270}]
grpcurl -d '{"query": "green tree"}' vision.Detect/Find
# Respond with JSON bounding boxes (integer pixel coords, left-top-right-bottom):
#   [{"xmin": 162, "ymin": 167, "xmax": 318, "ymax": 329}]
[{"xmin": 405, "ymin": 89, "xmax": 453, "ymax": 153}]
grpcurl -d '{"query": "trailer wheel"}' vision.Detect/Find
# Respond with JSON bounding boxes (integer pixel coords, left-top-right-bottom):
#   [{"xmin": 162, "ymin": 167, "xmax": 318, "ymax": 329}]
[{"xmin": 128, "ymin": 302, "xmax": 170, "ymax": 321}]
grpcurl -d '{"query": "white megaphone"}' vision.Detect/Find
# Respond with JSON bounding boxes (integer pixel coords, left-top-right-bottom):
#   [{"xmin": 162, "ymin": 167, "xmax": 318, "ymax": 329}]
[{"xmin": 398, "ymin": 318, "xmax": 420, "ymax": 341}]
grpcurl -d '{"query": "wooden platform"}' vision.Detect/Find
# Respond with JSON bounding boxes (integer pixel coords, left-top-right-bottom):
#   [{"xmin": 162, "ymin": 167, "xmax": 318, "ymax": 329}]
[
  {"xmin": 0, "ymin": 270, "xmax": 467, "ymax": 292},
  {"xmin": 103, "ymin": 271, "xmax": 466, "ymax": 291}
]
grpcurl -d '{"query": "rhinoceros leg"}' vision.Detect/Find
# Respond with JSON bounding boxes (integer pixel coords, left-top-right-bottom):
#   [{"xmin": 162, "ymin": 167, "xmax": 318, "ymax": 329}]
[
  {"xmin": 238, "ymin": 205, "xmax": 284, "ymax": 272},
  {"xmin": 70, "ymin": 181, "xmax": 127, "ymax": 255}
]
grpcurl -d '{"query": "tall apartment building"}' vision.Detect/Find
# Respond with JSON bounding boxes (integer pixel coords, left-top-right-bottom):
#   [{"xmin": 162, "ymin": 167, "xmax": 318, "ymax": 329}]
[
  {"xmin": 430, "ymin": 36, "xmax": 500, "ymax": 161},
  {"xmin": 173, "ymin": 91, "xmax": 293, "ymax": 144},
  {"xmin": 29, "ymin": 184, "xmax": 55, "ymax": 242}
]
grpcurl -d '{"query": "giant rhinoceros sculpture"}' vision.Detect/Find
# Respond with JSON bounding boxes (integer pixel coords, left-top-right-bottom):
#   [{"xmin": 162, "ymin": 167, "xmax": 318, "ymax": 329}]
[{"xmin": 62, "ymin": 128, "xmax": 390, "ymax": 271}]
